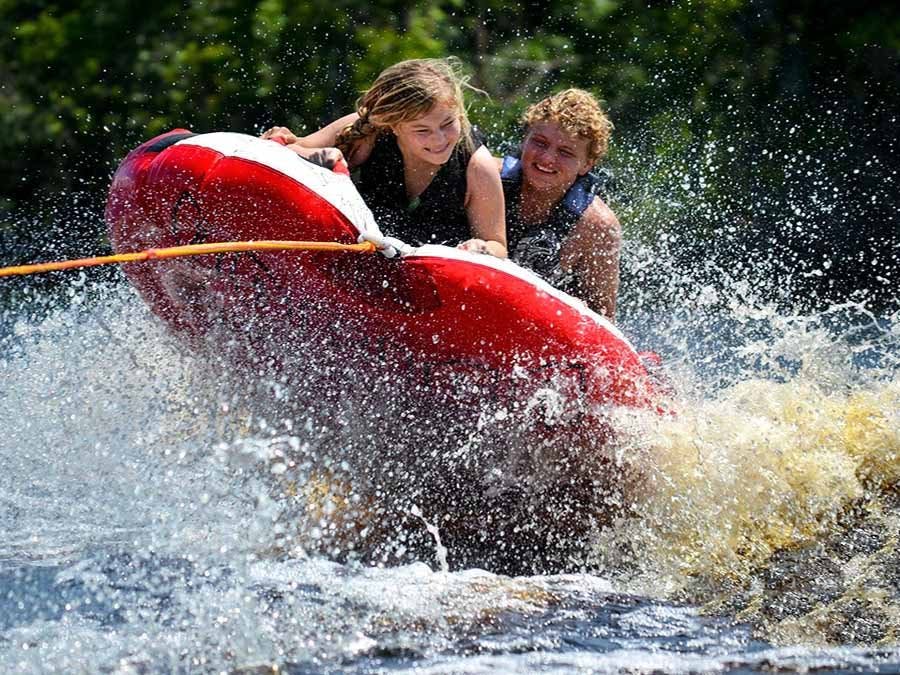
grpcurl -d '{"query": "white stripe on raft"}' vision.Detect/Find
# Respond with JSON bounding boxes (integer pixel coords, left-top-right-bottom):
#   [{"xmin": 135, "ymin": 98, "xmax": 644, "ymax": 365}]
[
  {"xmin": 408, "ymin": 244, "xmax": 635, "ymax": 350},
  {"xmin": 176, "ymin": 132, "xmax": 381, "ymax": 237}
]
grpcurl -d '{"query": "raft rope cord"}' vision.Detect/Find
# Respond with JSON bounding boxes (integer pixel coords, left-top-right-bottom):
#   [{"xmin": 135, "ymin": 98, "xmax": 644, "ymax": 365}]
[
  {"xmin": 0, "ymin": 239, "xmax": 386, "ymax": 278},
  {"xmin": 356, "ymin": 231, "xmax": 414, "ymax": 259}
]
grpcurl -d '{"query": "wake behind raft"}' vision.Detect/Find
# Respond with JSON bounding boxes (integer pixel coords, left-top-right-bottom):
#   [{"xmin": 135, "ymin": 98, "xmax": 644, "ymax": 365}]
[{"xmin": 106, "ymin": 130, "xmax": 660, "ymax": 409}]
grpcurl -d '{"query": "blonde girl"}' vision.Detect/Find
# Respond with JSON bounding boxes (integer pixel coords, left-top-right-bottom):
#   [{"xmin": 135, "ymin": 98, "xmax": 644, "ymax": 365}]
[{"xmin": 263, "ymin": 58, "xmax": 506, "ymax": 257}]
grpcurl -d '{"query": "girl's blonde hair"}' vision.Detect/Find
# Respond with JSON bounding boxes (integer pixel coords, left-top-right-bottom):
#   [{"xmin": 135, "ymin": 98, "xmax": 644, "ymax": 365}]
[
  {"xmin": 522, "ymin": 89, "xmax": 613, "ymax": 165},
  {"xmin": 337, "ymin": 57, "xmax": 476, "ymax": 154}
]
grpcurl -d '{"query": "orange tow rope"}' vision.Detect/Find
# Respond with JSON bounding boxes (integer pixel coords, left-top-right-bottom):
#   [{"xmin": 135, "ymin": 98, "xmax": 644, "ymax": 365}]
[{"xmin": 0, "ymin": 240, "xmax": 378, "ymax": 278}]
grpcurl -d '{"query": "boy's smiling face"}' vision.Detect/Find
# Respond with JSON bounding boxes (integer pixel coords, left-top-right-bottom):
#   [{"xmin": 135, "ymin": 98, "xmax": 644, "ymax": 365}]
[{"xmin": 520, "ymin": 121, "xmax": 593, "ymax": 193}]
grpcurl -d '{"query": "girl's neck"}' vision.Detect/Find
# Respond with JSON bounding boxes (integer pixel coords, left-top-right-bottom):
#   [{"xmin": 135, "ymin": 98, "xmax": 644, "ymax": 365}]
[{"xmin": 400, "ymin": 150, "xmax": 442, "ymax": 200}]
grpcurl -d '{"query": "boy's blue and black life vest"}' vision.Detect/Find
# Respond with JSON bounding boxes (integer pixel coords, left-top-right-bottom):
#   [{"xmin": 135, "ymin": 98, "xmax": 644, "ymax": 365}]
[{"xmin": 500, "ymin": 155, "xmax": 610, "ymax": 293}]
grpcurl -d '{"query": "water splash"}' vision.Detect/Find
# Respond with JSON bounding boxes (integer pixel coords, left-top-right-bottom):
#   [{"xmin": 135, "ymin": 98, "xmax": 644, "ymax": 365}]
[
  {"xmin": 2, "ymin": 105, "xmax": 899, "ymax": 669},
  {"xmin": 596, "ymin": 287, "xmax": 900, "ymax": 644}
]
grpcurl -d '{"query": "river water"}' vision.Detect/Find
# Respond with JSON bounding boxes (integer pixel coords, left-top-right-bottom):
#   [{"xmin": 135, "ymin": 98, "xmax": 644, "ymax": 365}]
[{"xmin": 0, "ymin": 258, "xmax": 897, "ymax": 674}]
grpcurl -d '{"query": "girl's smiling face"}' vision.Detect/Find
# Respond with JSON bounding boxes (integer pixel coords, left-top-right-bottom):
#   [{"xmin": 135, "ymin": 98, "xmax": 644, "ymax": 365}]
[
  {"xmin": 393, "ymin": 101, "xmax": 462, "ymax": 167},
  {"xmin": 520, "ymin": 121, "xmax": 593, "ymax": 193}
]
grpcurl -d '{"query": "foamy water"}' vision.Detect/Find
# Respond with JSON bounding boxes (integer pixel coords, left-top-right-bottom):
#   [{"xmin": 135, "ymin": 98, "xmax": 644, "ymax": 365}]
[{"xmin": 0, "ymin": 271, "xmax": 897, "ymax": 672}]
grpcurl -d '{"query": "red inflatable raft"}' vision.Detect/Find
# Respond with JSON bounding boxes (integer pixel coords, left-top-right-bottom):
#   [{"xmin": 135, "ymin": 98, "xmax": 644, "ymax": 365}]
[{"xmin": 106, "ymin": 130, "xmax": 657, "ymax": 407}]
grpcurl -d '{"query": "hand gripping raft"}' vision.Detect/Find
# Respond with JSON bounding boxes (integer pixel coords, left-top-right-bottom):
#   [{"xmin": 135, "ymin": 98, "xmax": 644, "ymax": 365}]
[{"xmin": 105, "ymin": 130, "xmax": 658, "ymax": 408}]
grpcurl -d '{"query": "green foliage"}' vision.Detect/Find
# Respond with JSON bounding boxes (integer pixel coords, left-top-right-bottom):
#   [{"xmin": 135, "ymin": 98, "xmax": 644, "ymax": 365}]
[{"xmin": 0, "ymin": 0, "xmax": 897, "ymax": 304}]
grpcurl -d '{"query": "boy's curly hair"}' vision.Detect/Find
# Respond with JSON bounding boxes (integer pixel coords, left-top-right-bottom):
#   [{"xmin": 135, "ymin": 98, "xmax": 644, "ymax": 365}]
[{"xmin": 522, "ymin": 89, "xmax": 613, "ymax": 165}]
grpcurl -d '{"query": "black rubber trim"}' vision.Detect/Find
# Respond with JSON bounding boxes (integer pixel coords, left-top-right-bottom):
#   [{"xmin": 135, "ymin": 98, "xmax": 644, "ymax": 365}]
[{"xmin": 143, "ymin": 131, "xmax": 197, "ymax": 153}]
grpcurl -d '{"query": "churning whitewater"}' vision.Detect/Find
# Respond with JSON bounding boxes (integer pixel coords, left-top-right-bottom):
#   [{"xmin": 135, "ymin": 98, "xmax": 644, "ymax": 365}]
[{"xmin": 0, "ymin": 258, "xmax": 897, "ymax": 672}]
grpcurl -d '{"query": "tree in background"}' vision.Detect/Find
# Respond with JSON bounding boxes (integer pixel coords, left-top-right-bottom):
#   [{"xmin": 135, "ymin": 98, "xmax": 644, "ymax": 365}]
[{"xmin": 1, "ymin": 0, "xmax": 897, "ymax": 309}]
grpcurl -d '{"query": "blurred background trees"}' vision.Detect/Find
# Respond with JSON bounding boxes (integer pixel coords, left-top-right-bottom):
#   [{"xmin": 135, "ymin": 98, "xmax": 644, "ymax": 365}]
[{"xmin": 1, "ymin": 0, "xmax": 898, "ymax": 309}]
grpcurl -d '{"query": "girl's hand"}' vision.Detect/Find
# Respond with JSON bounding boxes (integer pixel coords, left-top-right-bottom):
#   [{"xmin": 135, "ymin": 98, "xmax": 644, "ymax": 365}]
[
  {"xmin": 261, "ymin": 126, "xmax": 298, "ymax": 145},
  {"xmin": 458, "ymin": 238, "xmax": 492, "ymax": 255}
]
